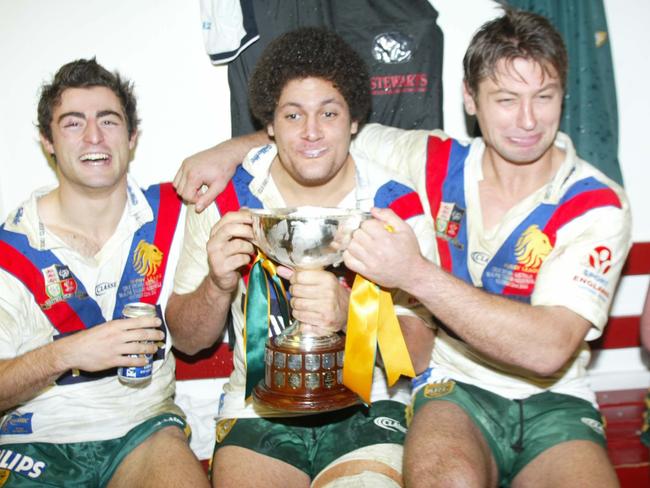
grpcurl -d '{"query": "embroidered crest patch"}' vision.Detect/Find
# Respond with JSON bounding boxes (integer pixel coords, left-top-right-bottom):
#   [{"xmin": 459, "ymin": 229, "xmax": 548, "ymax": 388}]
[{"xmin": 423, "ymin": 380, "xmax": 455, "ymax": 398}]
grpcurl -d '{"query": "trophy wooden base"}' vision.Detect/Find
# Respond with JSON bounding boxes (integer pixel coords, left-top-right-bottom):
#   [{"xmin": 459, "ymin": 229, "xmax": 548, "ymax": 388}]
[
  {"xmin": 253, "ymin": 381, "xmax": 359, "ymax": 413},
  {"xmin": 252, "ymin": 333, "xmax": 360, "ymax": 413}
]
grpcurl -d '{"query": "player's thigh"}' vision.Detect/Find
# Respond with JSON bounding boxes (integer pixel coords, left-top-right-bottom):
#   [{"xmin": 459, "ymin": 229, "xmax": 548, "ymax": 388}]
[
  {"xmin": 108, "ymin": 426, "xmax": 209, "ymax": 488},
  {"xmin": 404, "ymin": 400, "xmax": 498, "ymax": 488},
  {"xmin": 511, "ymin": 440, "xmax": 618, "ymax": 488},
  {"xmin": 212, "ymin": 445, "xmax": 310, "ymax": 488}
]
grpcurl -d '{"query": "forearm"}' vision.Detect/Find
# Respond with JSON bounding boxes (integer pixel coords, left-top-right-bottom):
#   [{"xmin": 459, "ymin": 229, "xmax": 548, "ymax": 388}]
[
  {"xmin": 400, "ymin": 257, "xmax": 589, "ymax": 376},
  {"xmin": 198, "ymin": 131, "xmax": 270, "ymax": 173},
  {"xmin": 0, "ymin": 342, "xmax": 67, "ymax": 411},
  {"xmin": 221, "ymin": 130, "xmax": 271, "ymax": 160},
  {"xmin": 165, "ymin": 278, "xmax": 234, "ymax": 355},
  {"xmin": 398, "ymin": 315, "xmax": 435, "ymax": 374}
]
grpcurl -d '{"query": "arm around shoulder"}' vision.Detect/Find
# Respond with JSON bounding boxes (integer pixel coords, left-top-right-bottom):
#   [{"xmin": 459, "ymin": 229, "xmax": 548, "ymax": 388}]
[
  {"xmin": 353, "ymin": 123, "xmax": 440, "ymax": 186},
  {"xmin": 174, "ymin": 130, "xmax": 271, "ymax": 211}
]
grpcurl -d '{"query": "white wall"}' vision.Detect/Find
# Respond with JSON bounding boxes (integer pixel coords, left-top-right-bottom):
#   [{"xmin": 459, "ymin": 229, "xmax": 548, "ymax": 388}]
[
  {"xmin": 604, "ymin": 0, "xmax": 650, "ymax": 242},
  {"xmin": 0, "ymin": 0, "xmax": 230, "ymax": 218}
]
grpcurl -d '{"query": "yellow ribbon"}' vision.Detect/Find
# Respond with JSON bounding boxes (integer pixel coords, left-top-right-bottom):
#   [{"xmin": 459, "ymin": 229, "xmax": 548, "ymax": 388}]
[{"xmin": 342, "ymin": 274, "xmax": 416, "ymax": 404}]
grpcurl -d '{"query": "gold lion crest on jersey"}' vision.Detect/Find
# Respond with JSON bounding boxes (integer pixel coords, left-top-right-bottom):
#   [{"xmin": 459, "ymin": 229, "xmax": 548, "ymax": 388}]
[
  {"xmin": 514, "ymin": 225, "xmax": 552, "ymax": 270},
  {"xmin": 133, "ymin": 240, "xmax": 163, "ymax": 277}
]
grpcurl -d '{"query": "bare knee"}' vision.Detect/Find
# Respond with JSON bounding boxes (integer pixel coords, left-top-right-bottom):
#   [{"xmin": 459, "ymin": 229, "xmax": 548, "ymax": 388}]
[
  {"xmin": 110, "ymin": 425, "xmax": 207, "ymax": 488},
  {"xmin": 405, "ymin": 450, "xmax": 492, "ymax": 488},
  {"xmin": 404, "ymin": 402, "xmax": 497, "ymax": 488}
]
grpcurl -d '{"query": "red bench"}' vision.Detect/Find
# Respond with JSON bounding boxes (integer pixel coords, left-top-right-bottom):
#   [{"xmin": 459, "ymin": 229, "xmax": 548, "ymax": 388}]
[
  {"xmin": 592, "ymin": 242, "xmax": 650, "ymax": 486},
  {"xmin": 175, "ymin": 242, "xmax": 650, "ymax": 484}
]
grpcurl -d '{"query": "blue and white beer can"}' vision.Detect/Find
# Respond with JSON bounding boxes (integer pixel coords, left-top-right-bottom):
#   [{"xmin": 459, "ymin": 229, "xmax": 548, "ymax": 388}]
[{"xmin": 118, "ymin": 302, "xmax": 157, "ymax": 385}]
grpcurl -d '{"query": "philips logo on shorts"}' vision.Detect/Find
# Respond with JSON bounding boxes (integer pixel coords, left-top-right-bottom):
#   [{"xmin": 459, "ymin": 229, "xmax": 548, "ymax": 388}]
[
  {"xmin": 0, "ymin": 449, "xmax": 46, "ymax": 479},
  {"xmin": 374, "ymin": 417, "xmax": 407, "ymax": 434},
  {"xmin": 581, "ymin": 417, "xmax": 605, "ymax": 437}
]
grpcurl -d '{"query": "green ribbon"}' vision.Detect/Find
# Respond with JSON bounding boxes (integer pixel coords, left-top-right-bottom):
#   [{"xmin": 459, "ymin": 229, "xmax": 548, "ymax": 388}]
[{"xmin": 243, "ymin": 251, "xmax": 290, "ymax": 398}]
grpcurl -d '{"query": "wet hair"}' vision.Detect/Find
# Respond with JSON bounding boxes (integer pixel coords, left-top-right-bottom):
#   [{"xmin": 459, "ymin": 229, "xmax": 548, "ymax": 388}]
[
  {"xmin": 248, "ymin": 27, "xmax": 371, "ymax": 126},
  {"xmin": 37, "ymin": 57, "xmax": 138, "ymax": 142},
  {"xmin": 463, "ymin": 8, "xmax": 568, "ymax": 97}
]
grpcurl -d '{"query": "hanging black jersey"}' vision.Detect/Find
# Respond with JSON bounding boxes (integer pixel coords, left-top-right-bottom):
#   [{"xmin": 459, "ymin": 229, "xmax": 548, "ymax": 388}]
[{"xmin": 201, "ymin": 0, "xmax": 444, "ymax": 136}]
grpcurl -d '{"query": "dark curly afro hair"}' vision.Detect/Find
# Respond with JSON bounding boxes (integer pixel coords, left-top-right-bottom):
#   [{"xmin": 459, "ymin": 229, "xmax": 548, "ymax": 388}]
[{"xmin": 248, "ymin": 27, "xmax": 371, "ymax": 127}]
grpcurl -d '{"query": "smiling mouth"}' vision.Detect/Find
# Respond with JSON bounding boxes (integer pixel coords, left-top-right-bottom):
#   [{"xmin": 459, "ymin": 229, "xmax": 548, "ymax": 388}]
[
  {"xmin": 80, "ymin": 152, "xmax": 110, "ymax": 164},
  {"xmin": 301, "ymin": 148, "xmax": 327, "ymax": 158},
  {"xmin": 508, "ymin": 135, "xmax": 541, "ymax": 147}
]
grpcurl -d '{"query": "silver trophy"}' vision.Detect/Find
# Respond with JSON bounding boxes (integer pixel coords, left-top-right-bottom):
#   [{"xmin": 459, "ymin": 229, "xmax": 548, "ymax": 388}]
[{"xmin": 250, "ymin": 206, "xmax": 370, "ymax": 412}]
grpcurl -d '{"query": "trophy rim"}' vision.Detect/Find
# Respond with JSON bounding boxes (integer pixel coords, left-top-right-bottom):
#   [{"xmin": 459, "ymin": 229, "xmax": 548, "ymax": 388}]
[
  {"xmin": 249, "ymin": 206, "xmax": 371, "ymax": 220},
  {"xmin": 249, "ymin": 206, "xmax": 371, "ymax": 269}
]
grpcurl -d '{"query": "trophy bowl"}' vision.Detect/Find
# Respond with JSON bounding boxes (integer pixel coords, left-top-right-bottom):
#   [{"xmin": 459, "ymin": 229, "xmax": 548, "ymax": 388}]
[{"xmin": 250, "ymin": 206, "xmax": 370, "ymax": 412}]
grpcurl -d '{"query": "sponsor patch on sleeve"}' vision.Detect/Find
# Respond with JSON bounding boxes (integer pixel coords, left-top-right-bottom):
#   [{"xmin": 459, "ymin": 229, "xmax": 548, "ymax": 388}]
[{"xmin": 0, "ymin": 413, "xmax": 33, "ymax": 435}]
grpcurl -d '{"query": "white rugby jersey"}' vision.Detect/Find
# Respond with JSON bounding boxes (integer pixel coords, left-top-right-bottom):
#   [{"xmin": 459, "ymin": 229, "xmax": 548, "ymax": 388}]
[
  {"xmin": 0, "ymin": 176, "xmax": 185, "ymax": 443},
  {"xmin": 173, "ymin": 144, "xmax": 437, "ymax": 419},
  {"xmin": 354, "ymin": 125, "xmax": 632, "ymax": 404}
]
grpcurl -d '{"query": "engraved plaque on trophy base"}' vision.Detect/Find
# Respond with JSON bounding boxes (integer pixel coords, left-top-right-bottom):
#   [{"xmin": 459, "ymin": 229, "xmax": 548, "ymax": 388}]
[{"xmin": 253, "ymin": 330, "xmax": 359, "ymax": 412}]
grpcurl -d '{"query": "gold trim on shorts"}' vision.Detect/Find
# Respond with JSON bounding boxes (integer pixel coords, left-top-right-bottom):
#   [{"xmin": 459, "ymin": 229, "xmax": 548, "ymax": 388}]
[
  {"xmin": 0, "ymin": 469, "xmax": 11, "ymax": 488},
  {"xmin": 423, "ymin": 380, "xmax": 455, "ymax": 399},
  {"xmin": 215, "ymin": 418, "xmax": 238, "ymax": 443}
]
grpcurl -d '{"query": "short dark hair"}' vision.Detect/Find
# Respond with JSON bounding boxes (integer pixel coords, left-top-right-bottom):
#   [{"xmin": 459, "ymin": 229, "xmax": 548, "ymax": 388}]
[
  {"xmin": 463, "ymin": 8, "xmax": 568, "ymax": 97},
  {"xmin": 248, "ymin": 27, "xmax": 371, "ymax": 127},
  {"xmin": 37, "ymin": 58, "xmax": 139, "ymax": 142}
]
